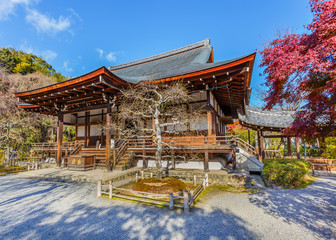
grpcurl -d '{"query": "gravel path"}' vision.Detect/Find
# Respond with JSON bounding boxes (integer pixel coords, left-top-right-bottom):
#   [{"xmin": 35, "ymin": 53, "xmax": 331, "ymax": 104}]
[{"xmin": 0, "ymin": 175, "xmax": 335, "ymax": 240}]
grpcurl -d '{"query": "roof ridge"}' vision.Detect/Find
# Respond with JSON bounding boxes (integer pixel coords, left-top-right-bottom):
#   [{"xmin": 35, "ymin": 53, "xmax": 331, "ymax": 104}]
[
  {"xmin": 246, "ymin": 106, "xmax": 296, "ymax": 114},
  {"xmin": 108, "ymin": 39, "xmax": 210, "ymax": 71}
]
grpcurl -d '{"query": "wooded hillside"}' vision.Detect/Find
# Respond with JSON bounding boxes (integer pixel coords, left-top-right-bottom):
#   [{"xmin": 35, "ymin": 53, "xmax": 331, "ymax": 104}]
[{"xmin": 0, "ymin": 48, "xmax": 72, "ymax": 164}]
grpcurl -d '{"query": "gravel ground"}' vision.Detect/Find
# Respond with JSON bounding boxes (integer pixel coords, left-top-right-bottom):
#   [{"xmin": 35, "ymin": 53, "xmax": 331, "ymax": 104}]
[{"xmin": 0, "ymin": 175, "xmax": 335, "ymax": 240}]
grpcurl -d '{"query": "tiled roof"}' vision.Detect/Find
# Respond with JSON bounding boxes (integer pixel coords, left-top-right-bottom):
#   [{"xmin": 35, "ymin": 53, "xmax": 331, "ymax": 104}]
[
  {"xmin": 238, "ymin": 106, "xmax": 296, "ymax": 129},
  {"xmin": 108, "ymin": 39, "xmax": 253, "ymax": 83}
]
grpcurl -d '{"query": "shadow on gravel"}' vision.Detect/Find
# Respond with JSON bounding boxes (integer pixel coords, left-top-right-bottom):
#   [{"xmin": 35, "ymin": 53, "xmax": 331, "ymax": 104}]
[
  {"xmin": 249, "ymin": 177, "xmax": 336, "ymax": 239},
  {"xmin": 0, "ymin": 177, "xmax": 258, "ymax": 240}
]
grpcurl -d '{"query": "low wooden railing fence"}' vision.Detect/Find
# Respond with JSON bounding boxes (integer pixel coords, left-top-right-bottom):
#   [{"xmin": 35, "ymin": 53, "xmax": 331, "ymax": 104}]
[
  {"xmin": 97, "ymin": 173, "xmax": 209, "ymax": 213},
  {"xmin": 265, "ymin": 149, "xmax": 282, "ymax": 159}
]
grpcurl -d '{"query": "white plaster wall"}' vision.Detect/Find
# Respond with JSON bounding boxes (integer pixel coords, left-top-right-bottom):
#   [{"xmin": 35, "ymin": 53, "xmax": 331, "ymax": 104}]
[
  {"xmin": 190, "ymin": 115, "xmax": 208, "ymax": 131},
  {"xmin": 64, "ymin": 114, "xmax": 76, "ymax": 124},
  {"xmin": 90, "ymin": 125, "xmax": 101, "ymax": 136},
  {"xmin": 77, "ymin": 126, "xmax": 85, "ymax": 137}
]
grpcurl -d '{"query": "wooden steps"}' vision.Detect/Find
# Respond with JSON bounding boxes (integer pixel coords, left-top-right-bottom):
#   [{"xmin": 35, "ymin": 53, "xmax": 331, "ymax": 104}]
[
  {"xmin": 114, "ymin": 151, "xmax": 134, "ymax": 171},
  {"xmin": 79, "ymin": 148, "xmax": 106, "ymax": 169}
]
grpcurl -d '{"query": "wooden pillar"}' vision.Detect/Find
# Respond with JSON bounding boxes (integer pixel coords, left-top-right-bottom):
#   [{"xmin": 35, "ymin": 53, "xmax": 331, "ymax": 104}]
[
  {"xmin": 56, "ymin": 112, "xmax": 63, "ymax": 167},
  {"xmin": 100, "ymin": 109, "xmax": 104, "ymax": 146},
  {"xmin": 287, "ymin": 136, "xmax": 291, "ymax": 157},
  {"xmin": 106, "ymin": 103, "xmax": 111, "ymax": 170},
  {"xmin": 143, "ymin": 121, "xmax": 148, "ymax": 168},
  {"xmin": 320, "ymin": 137, "xmax": 326, "ymax": 155},
  {"xmin": 257, "ymin": 130, "xmax": 264, "ymax": 162},
  {"xmin": 207, "ymin": 111, "xmax": 212, "ymax": 136},
  {"xmin": 232, "ymin": 151, "xmax": 236, "ymax": 170},
  {"xmin": 248, "ymin": 129, "xmax": 251, "ymax": 145},
  {"xmin": 296, "ymin": 137, "xmax": 301, "ymax": 159},
  {"xmin": 84, "ymin": 111, "xmax": 88, "ymax": 148},
  {"xmin": 87, "ymin": 111, "xmax": 90, "ymax": 147},
  {"xmin": 204, "ymin": 150, "xmax": 209, "ymax": 172},
  {"xmin": 207, "ymin": 90, "xmax": 211, "ymax": 136}
]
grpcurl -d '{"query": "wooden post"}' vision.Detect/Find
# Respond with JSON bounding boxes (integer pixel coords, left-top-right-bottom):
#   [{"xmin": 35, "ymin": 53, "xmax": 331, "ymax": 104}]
[
  {"xmin": 171, "ymin": 147, "xmax": 175, "ymax": 169},
  {"xmin": 136, "ymin": 173, "xmax": 138, "ymax": 182},
  {"xmin": 205, "ymin": 173, "xmax": 209, "ymax": 187},
  {"xmin": 35, "ymin": 162, "xmax": 38, "ymax": 170},
  {"xmin": 190, "ymin": 190, "xmax": 194, "ymax": 207},
  {"xmin": 257, "ymin": 130, "xmax": 264, "ymax": 162},
  {"xmin": 204, "ymin": 150, "xmax": 209, "ymax": 172},
  {"xmin": 141, "ymin": 170, "xmax": 144, "ymax": 179},
  {"xmin": 320, "ymin": 137, "xmax": 326, "ymax": 155},
  {"xmin": 169, "ymin": 193, "xmax": 174, "ymax": 210},
  {"xmin": 248, "ymin": 129, "xmax": 251, "ymax": 145},
  {"xmin": 207, "ymin": 90, "xmax": 212, "ymax": 136},
  {"xmin": 183, "ymin": 190, "xmax": 189, "ymax": 213},
  {"xmin": 287, "ymin": 136, "xmax": 292, "ymax": 157},
  {"xmin": 193, "ymin": 175, "xmax": 197, "ymax": 186},
  {"xmin": 84, "ymin": 111, "xmax": 88, "ymax": 148},
  {"xmin": 28, "ymin": 165, "xmax": 30, "ymax": 171},
  {"xmin": 109, "ymin": 181, "xmax": 113, "ymax": 199},
  {"xmin": 106, "ymin": 103, "xmax": 111, "ymax": 170},
  {"xmin": 232, "ymin": 151, "xmax": 237, "ymax": 170},
  {"xmin": 56, "ymin": 112, "xmax": 63, "ymax": 168},
  {"xmin": 97, "ymin": 180, "xmax": 102, "ymax": 197},
  {"xmin": 296, "ymin": 137, "xmax": 301, "ymax": 159}
]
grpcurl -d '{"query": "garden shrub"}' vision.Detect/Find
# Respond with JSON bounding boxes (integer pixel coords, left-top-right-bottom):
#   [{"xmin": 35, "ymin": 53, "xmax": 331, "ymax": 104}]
[{"xmin": 263, "ymin": 158, "xmax": 312, "ymax": 188}]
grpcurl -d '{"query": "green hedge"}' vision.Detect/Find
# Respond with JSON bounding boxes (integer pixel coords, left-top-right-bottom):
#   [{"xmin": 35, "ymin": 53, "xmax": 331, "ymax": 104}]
[{"xmin": 263, "ymin": 158, "xmax": 312, "ymax": 189}]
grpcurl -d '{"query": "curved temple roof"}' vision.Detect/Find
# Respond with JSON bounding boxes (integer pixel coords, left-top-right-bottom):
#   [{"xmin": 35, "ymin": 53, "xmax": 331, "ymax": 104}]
[
  {"xmin": 109, "ymin": 39, "xmax": 252, "ymax": 83},
  {"xmin": 238, "ymin": 106, "xmax": 296, "ymax": 130}
]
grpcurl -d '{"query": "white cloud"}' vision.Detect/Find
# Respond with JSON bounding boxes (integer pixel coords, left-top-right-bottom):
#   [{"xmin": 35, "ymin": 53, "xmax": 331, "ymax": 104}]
[
  {"xmin": 41, "ymin": 49, "xmax": 57, "ymax": 62},
  {"xmin": 106, "ymin": 52, "xmax": 117, "ymax": 62},
  {"xmin": 68, "ymin": 8, "xmax": 82, "ymax": 22},
  {"xmin": 97, "ymin": 48, "xmax": 104, "ymax": 58},
  {"xmin": 63, "ymin": 60, "xmax": 73, "ymax": 72},
  {"xmin": 25, "ymin": 8, "xmax": 71, "ymax": 34},
  {"xmin": 19, "ymin": 43, "xmax": 57, "ymax": 62},
  {"xmin": 0, "ymin": 0, "xmax": 34, "ymax": 21},
  {"xmin": 97, "ymin": 48, "xmax": 117, "ymax": 62}
]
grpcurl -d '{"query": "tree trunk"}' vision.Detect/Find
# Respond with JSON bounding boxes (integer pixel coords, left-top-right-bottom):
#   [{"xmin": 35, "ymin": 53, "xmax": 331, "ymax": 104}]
[{"xmin": 154, "ymin": 109, "xmax": 163, "ymax": 180}]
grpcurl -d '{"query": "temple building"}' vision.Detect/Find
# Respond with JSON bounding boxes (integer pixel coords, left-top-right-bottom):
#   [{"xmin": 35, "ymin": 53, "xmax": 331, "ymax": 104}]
[{"xmin": 14, "ymin": 39, "xmax": 260, "ymax": 171}]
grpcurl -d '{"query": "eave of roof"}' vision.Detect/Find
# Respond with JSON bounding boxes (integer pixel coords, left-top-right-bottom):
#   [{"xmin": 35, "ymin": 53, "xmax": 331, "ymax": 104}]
[
  {"xmin": 14, "ymin": 66, "xmax": 128, "ymax": 98},
  {"xmin": 238, "ymin": 106, "xmax": 296, "ymax": 130}
]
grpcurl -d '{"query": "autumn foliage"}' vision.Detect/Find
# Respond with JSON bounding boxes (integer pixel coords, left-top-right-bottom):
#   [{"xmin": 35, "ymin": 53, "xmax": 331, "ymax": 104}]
[{"xmin": 259, "ymin": 0, "xmax": 336, "ymax": 137}]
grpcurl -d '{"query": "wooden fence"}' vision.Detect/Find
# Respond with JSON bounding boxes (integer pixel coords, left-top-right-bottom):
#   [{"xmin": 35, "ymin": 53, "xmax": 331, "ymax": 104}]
[{"xmin": 97, "ymin": 173, "xmax": 209, "ymax": 213}]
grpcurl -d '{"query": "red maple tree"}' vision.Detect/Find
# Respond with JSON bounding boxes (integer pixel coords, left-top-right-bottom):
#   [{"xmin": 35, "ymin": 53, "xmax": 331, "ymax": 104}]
[{"xmin": 259, "ymin": 0, "xmax": 336, "ymax": 137}]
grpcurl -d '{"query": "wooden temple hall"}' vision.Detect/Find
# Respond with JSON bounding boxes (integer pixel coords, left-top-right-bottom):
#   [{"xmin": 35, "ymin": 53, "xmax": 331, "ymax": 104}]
[{"xmin": 14, "ymin": 39, "xmax": 259, "ymax": 171}]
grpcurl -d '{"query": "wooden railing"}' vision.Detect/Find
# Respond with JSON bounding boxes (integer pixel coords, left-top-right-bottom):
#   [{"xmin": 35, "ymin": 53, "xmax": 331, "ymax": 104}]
[
  {"xmin": 69, "ymin": 140, "xmax": 85, "ymax": 155},
  {"xmin": 122, "ymin": 134, "xmax": 258, "ymax": 157},
  {"xmin": 31, "ymin": 141, "xmax": 78, "ymax": 152},
  {"xmin": 233, "ymin": 136, "xmax": 257, "ymax": 156},
  {"xmin": 265, "ymin": 149, "xmax": 282, "ymax": 159},
  {"xmin": 113, "ymin": 138, "xmax": 130, "ymax": 168}
]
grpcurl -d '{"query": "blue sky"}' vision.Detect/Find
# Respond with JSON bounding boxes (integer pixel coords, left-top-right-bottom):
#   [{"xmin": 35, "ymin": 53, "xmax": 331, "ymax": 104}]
[{"xmin": 0, "ymin": 0, "xmax": 312, "ymax": 106}]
